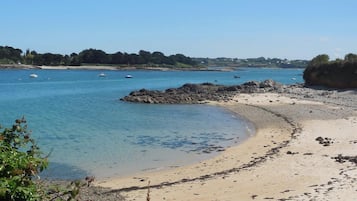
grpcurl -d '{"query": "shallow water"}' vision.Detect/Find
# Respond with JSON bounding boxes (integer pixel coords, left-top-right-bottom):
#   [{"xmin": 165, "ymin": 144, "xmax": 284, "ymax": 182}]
[{"xmin": 0, "ymin": 68, "xmax": 303, "ymax": 179}]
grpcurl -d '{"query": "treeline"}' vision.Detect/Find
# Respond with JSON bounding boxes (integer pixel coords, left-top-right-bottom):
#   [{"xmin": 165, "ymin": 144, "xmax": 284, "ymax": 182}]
[
  {"xmin": 0, "ymin": 46, "xmax": 197, "ymax": 67},
  {"xmin": 303, "ymin": 53, "xmax": 357, "ymax": 88},
  {"xmin": 194, "ymin": 57, "xmax": 308, "ymax": 68}
]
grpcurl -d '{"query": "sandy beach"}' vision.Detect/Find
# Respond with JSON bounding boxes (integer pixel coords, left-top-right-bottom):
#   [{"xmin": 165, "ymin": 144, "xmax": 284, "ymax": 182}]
[{"xmin": 94, "ymin": 87, "xmax": 357, "ymax": 200}]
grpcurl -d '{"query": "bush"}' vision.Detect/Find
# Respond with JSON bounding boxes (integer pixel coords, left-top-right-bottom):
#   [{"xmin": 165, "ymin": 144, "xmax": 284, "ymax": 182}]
[
  {"xmin": 0, "ymin": 118, "xmax": 93, "ymax": 201},
  {"xmin": 0, "ymin": 117, "xmax": 48, "ymax": 200},
  {"xmin": 303, "ymin": 53, "xmax": 357, "ymax": 88}
]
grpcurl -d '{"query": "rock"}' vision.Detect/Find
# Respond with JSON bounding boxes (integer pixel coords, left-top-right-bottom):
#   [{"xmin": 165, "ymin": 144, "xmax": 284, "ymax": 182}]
[
  {"xmin": 121, "ymin": 80, "xmax": 286, "ymax": 104},
  {"xmin": 315, "ymin": 136, "xmax": 333, "ymax": 146},
  {"xmin": 243, "ymin": 81, "xmax": 260, "ymax": 87},
  {"xmin": 259, "ymin": 79, "xmax": 276, "ymax": 88},
  {"xmin": 332, "ymin": 154, "xmax": 357, "ymax": 165}
]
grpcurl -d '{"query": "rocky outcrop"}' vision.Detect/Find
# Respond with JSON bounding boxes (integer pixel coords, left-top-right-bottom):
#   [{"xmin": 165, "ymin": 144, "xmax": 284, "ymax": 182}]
[
  {"xmin": 303, "ymin": 57, "xmax": 357, "ymax": 88},
  {"xmin": 121, "ymin": 79, "xmax": 284, "ymax": 104}
]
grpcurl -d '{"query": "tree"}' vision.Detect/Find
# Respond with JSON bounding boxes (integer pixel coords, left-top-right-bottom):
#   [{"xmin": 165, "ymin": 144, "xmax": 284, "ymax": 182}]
[
  {"xmin": 0, "ymin": 45, "xmax": 197, "ymax": 68},
  {"xmin": 150, "ymin": 51, "xmax": 166, "ymax": 64},
  {"xmin": 69, "ymin": 53, "xmax": 80, "ymax": 66},
  {"xmin": 139, "ymin": 50, "xmax": 151, "ymax": 64},
  {"xmin": 42, "ymin": 53, "xmax": 63, "ymax": 66},
  {"xmin": 308, "ymin": 54, "xmax": 329, "ymax": 67},
  {"xmin": 61, "ymin": 55, "xmax": 71, "ymax": 66},
  {"xmin": 78, "ymin": 49, "xmax": 109, "ymax": 64},
  {"xmin": 110, "ymin": 51, "xmax": 123, "ymax": 64},
  {"xmin": 24, "ymin": 49, "xmax": 35, "ymax": 65},
  {"xmin": 32, "ymin": 54, "xmax": 43, "ymax": 66},
  {"xmin": 304, "ymin": 53, "xmax": 357, "ymax": 88},
  {"xmin": 170, "ymin": 54, "xmax": 195, "ymax": 65},
  {"xmin": 0, "ymin": 46, "xmax": 23, "ymax": 63},
  {"xmin": 344, "ymin": 53, "xmax": 357, "ymax": 63}
]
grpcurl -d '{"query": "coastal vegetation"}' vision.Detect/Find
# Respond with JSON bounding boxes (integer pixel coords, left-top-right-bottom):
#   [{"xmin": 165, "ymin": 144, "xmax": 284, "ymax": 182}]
[
  {"xmin": 0, "ymin": 46, "xmax": 197, "ymax": 68},
  {"xmin": 0, "ymin": 117, "xmax": 47, "ymax": 200},
  {"xmin": 0, "ymin": 117, "xmax": 89, "ymax": 201},
  {"xmin": 1, "ymin": 45, "xmax": 309, "ymax": 69},
  {"xmin": 303, "ymin": 53, "xmax": 357, "ymax": 88}
]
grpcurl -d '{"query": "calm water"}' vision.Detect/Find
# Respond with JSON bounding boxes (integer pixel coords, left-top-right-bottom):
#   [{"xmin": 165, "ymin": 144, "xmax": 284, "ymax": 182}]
[{"xmin": 0, "ymin": 68, "xmax": 303, "ymax": 179}]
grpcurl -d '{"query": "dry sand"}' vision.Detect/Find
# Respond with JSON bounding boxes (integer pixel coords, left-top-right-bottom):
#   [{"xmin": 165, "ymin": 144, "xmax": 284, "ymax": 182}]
[{"xmin": 94, "ymin": 90, "xmax": 357, "ymax": 201}]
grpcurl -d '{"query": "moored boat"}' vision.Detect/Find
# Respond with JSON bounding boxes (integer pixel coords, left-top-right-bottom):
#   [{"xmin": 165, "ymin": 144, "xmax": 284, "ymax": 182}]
[
  {"xmin": 98, "ymin": 73, "xmax": 106, "ymax": 77},
  {"xmin": 29, "ymin": 73, "xmax": 38, "ymax": 78}
]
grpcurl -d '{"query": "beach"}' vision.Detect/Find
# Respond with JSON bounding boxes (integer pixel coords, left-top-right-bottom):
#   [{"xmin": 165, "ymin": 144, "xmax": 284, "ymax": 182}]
[{"xmin": 94, "ymin": 87, "xmax": 357, "ymax": 200}]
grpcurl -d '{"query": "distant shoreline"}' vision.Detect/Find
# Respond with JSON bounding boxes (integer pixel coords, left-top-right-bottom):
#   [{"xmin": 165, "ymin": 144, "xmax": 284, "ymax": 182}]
[
  {"xmin": 0, "ymin": 64, "xmax": 304, "ymax": 72},
  {"xmin": 0, "ymin": 64, "xmax": 213, "ymax": 71}
]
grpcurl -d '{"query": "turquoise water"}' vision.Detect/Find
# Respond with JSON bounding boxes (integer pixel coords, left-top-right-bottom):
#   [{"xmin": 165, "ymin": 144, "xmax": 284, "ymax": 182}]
[{"xmin": 0, "ymin": 68, "xmax": 303, "ymax": 179}]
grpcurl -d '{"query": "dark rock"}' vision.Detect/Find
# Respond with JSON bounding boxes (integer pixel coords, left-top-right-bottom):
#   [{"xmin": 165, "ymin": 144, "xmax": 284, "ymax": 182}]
[
  {"xmin": 243, "ymin": 81, "xmax": 260, "ymax": 87},
  {"xmin": 315, "ymin": 136, "xmax": 324, "ymax": 142},
  {"xmin": 121, "ymin": 80, "xmax": 284, "ymax": 104},
  {"xmin": 259, "ymin": 79, "xmax": 277, "ymax": 88},
  {"xmin": 315, "ymin": 136, "xmax": 333, "ymax": 147},
  {"xmin": 332, "ymin": 154, "xmax": 357, "ymax": 165},
  {"xmin": 286, "ymin": 151, "xmax": 298, "ymax": 155}
]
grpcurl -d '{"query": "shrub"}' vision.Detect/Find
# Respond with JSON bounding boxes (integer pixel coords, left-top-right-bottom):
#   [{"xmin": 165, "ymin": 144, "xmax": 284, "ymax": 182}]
[
  {"xmin": 0, "ymin": 117, "xmax": 48, "ymax": 201},
  {"xmin": 303, "ymin": 53, "xmax": 357, "ymax": 88}
]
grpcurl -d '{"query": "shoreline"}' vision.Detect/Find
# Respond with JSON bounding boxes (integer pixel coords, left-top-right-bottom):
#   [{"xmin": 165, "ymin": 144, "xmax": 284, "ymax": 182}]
[
  {"xmin": 0, "ymin": 64, "xmax": 304, "ymax": 72},
  {"xmin": 0, "ymin": 64, "xmax": 211, "ymax": 71},
  {"xmin": 93, "ymin": 90, "xmax": 356, "ymax": 200}
]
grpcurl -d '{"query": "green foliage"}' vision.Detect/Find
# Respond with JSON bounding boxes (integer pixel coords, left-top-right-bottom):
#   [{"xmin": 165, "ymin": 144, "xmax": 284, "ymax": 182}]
[
  {"xmin": 78, "ymin": 49, "xmax": 109, "ymax": 64},
  {"xmin": 0, "ymin": 46, "xmax": 23, "ymax": 63},
  {"xmin": 0, "ymin": 117, "xmax": 48, "ymax": 201},
  {"xmin": 308, "ymin": 54, "xmax": 330, "ymax": 67},
  {"xmin": 344, "ymin": 53, "xmax": 357, "ymax": 63},
  {"xmin": 0, "ymin": 45, "xmax": 197, "ymax": 67},
  {"xmin": 0, "ymin": 118, "xmax": 95, "ymax": 201},
  {"xmin": 303, "ymin": 53, "xmax": 357, "ymax": 88}
]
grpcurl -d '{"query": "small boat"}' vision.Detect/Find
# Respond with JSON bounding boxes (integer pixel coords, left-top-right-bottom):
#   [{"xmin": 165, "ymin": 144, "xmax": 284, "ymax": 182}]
[
  {"xmin": 125, "ymin": 75, "xmax": 133, "ymax": 78},
  {"xmin": 234, "ymin": 75, "xmax": 240, "ymax": 79},
  {"xmin": 98, "ymin": 73, "xmax": 106, "ymax": 77},
  {"xmin": 29, "ymin": 74, "xmax": 38, "ymax": 78}
]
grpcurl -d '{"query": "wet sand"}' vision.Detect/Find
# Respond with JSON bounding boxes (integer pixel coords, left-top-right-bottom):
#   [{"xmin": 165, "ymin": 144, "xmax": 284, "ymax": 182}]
[{"xmin": 94, "ymin": 89, "xmax": 357, "ymax": 200}]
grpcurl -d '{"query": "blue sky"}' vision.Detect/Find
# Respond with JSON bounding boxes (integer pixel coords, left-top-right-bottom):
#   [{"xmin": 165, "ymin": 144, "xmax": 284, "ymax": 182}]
[{"xmin": 2, "ymin": 0, "xmax": 357, "ymax": 59}]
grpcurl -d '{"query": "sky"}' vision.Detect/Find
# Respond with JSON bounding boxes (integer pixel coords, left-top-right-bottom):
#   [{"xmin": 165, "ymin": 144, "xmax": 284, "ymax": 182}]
[{"xmin": 2, "ymin": 0, "xmax": 357, "ymax": 60}]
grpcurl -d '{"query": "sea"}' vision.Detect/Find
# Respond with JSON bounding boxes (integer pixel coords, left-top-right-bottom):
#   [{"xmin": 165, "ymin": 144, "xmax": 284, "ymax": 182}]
[{"xmin": 0, "ymin": 67, "xmax": 303, "ymax": 179}]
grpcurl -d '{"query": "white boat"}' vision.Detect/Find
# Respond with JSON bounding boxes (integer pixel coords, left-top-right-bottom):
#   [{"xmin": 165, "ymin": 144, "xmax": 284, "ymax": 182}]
[
  {"xmin": 29, "ymin": 74, "xmax": 38, "ymax": 78},
  {"xmin": 98, "ymin": 73, "xmax": 106, "ymax": 77},
  {"xmin": 125, "ymin": 75, "xmax": 133, "ymax": 78}
]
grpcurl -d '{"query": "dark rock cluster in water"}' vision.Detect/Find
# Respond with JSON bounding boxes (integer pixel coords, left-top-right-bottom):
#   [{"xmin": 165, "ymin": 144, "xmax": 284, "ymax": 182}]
[{"xmin": 121, "ymin": 79, "xmax": 284, "ymax": 104}]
